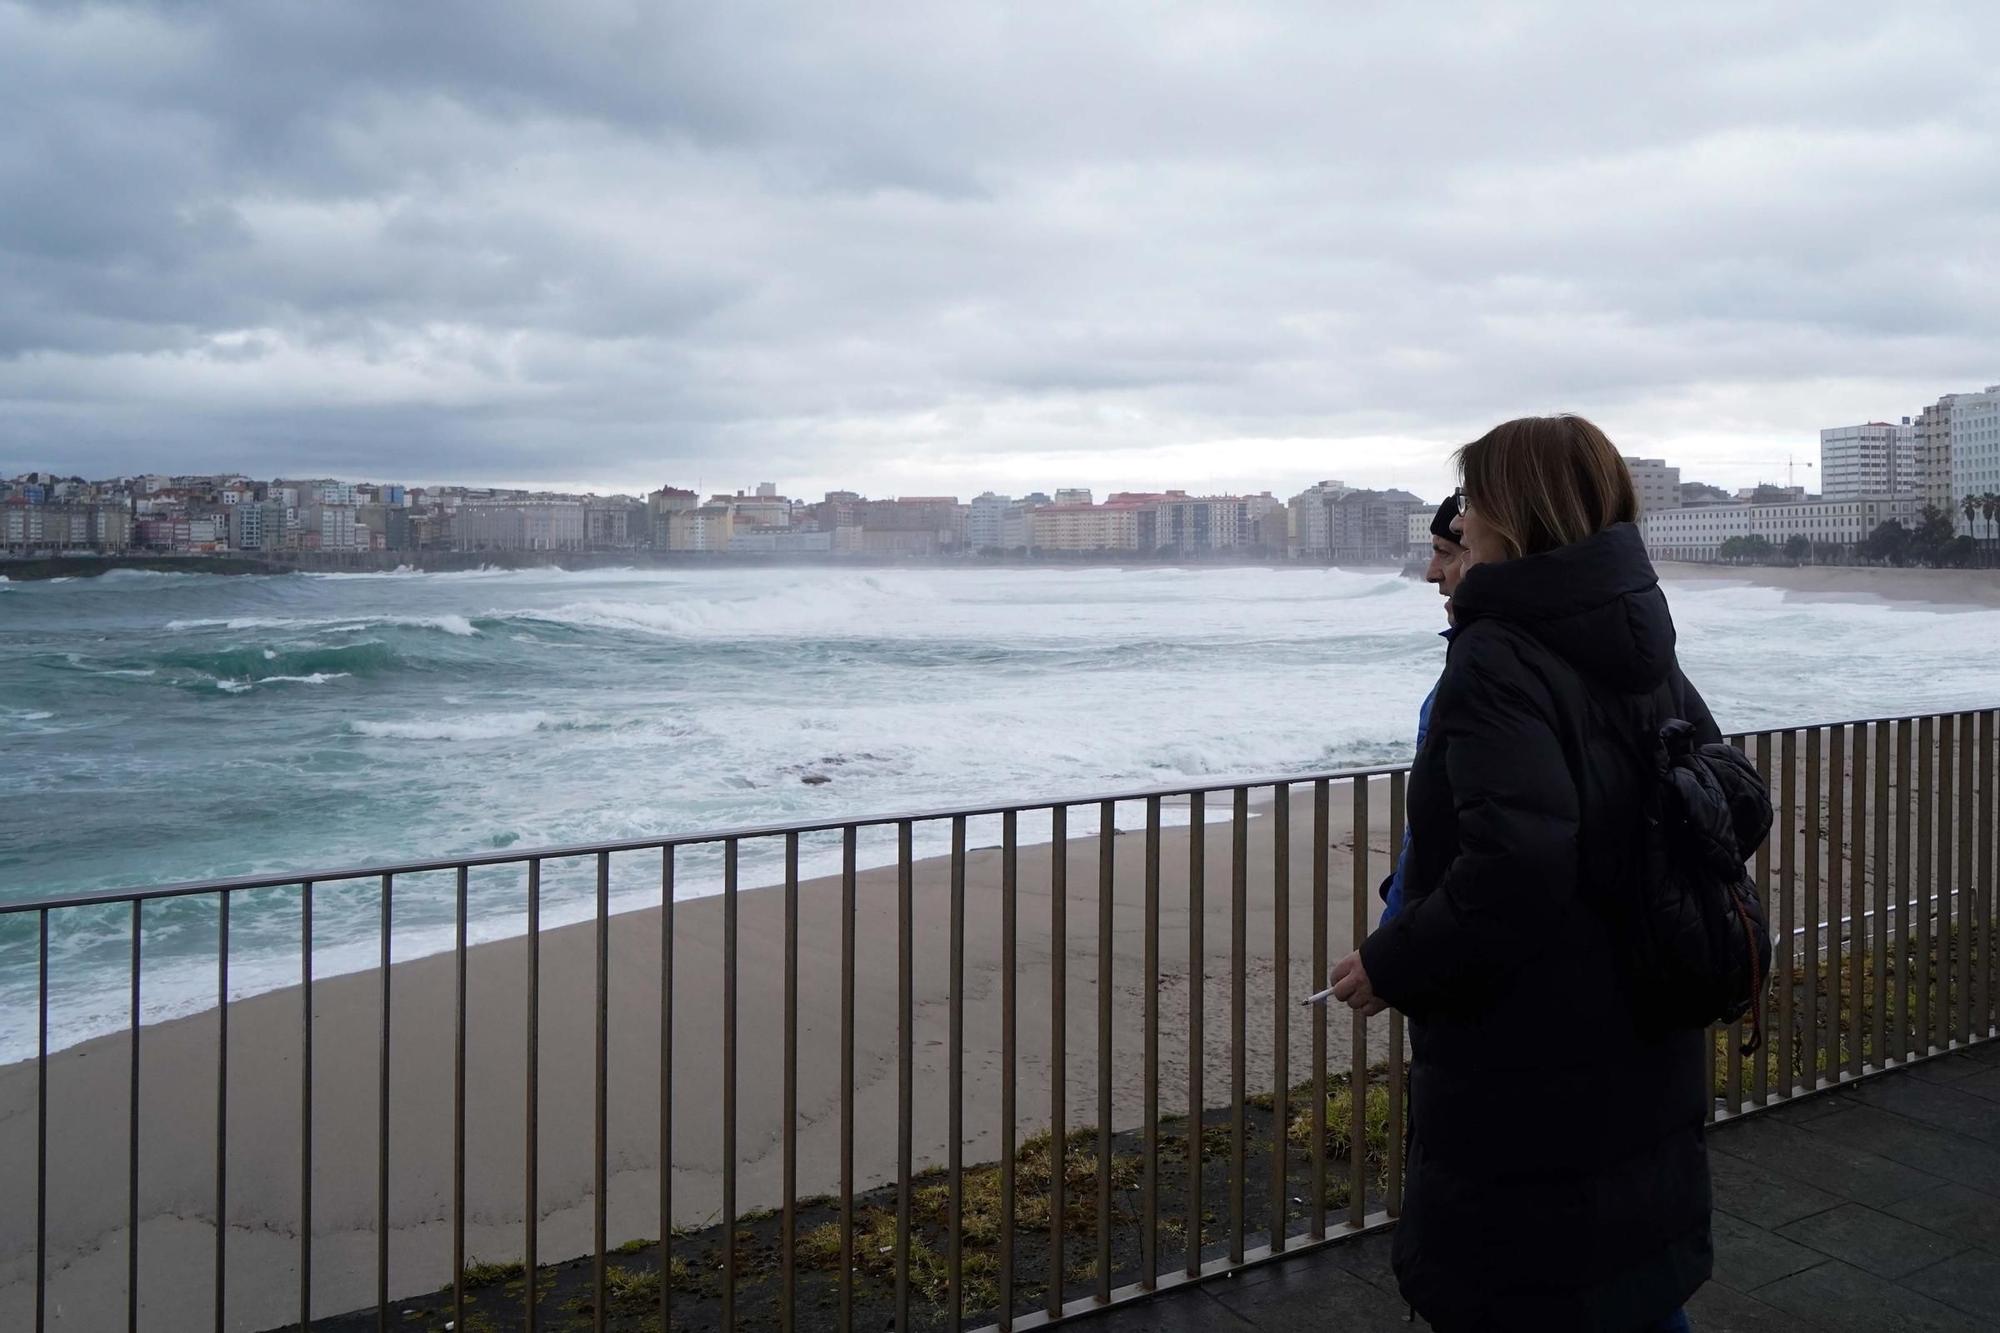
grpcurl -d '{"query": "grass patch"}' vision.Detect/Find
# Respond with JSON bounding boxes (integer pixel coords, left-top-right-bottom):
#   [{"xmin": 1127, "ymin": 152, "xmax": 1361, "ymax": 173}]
[{"xmin": 460, "ymin": 1258, "xmax": 524, "ymax": 1289}]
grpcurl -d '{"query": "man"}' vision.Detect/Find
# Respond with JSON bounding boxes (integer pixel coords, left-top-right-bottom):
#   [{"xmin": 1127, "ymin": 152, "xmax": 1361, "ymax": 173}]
[{"xmin": 1379, "ymin": 494, "xmax": 1467, "ymax": 924}]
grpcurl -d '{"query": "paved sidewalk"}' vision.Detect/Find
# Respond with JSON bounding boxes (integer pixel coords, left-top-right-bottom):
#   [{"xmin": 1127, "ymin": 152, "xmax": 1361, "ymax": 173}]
[{"xmin": 1083, "ymin": 1040, "xmax": 2000, "ymax": 1331}]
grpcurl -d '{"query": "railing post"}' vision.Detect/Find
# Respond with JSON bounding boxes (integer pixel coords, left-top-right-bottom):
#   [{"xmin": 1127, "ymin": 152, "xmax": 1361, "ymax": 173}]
[
  {"xmin": 657, "ymin": 850, "xmax": 672, "ymax": 1333},
  {"xmin": 1095, "ymin": 799, "xmax": 1114, "ymax": 1305},
  {"xmin": 1981, "ymin": 711, "xmax": 1996, "ymax": 1039},
  {"xmin": 1960, "ymin": 714, "xmax": 1976, "ymax": 1045},
  {"xmin": 524, "ymin": 863, "xmax": 540, "ymax": 1333},
  {"xmin": 213, "ymin": 898, "xmax": 227, "ymax": 1333},
  {"xmin": 1896, "ymin": 721, "xmax": 1914, "ymax": 1065},
  {"xmin": 897, "ymin": 821, "xmax": 915, "ymax": 1333},
  {"xmin": 1753, "ymin": 733, "xmax": 1772, "ymax": 1103},
  {"xmin": 1873, "ymin": 720, "xmax": 1891, "ymax": 1072},
  {"xmin": 1805, "ymin": 728, "xmax": 1822, "ymax": 1085},
  {"xmin": 1917, "ymin": 716, "xmax": 1935, "ymax": 1056},
  {"xmin": 1185, "ymin": 792, "xmax": 1206, "ymax": 1278},
  {"xmin": 1310, "ymin": 779, "xmax": 1330, "ymax": 1238},
  {"xmin": 1850, "ymin": 721, "xmax": 1869, "ymax": 1079},
  {"xmin": 1269, "ymin": 784, "xmax": 1289, "ymax": 1252},
  {"xmin": 594, "ymin": 854, "xmax": 611, "ymax": 1333},
  {"xmin": 378, "ymin": 874, "xmax": 394, "ymax": 1333},
  {"xmin": 302, "ymin": 880, "xmax": 316, "ymax": 1333},
  {"xmin": 782, "ymin": 832, "xmax": 800, "ymax": 1333},
  {"xmin": 839, "ymin": 827, "xmax": 856, "ymax": 1333},
  {"xmin": 1000, "ymin": 812, "xmax": 1019, "ymax": 1330},
  {"xmin": 1142, "ymin": 796, "xmax": 1161, "ymax": 1286},
  {"xmin": 128, "ymin": 900, "xmax": 142, "ymax": 1333},
  {"xmin": 1349, "ymin": 777, "xmax": 1369, "ymax": 1229},
  {"xmin": 1778, "ymin": 731, "xmax": 1797, "ymax": 1095},
  {"xmin": 1230, "ymin": 787, "xmax": 1248, "ymax": 1267},
  {"xmin": 1048, "ymin": 805, "xmax": 1068, "ymax": 1315},
  {"xmin": 1386, "ymin": 771, "xmax": 1406, "ymax": 1217},
  {"xmin": 1828, "ymin": 725, "xmax": 1846, "ymax": 1077},
  {"xmin": 720, "ymin": 843, "xmax": 737, "ymax": 1333},
  {"xmin": 948, "ymin": 817, "xmax": 966, "ymax": 1332}
]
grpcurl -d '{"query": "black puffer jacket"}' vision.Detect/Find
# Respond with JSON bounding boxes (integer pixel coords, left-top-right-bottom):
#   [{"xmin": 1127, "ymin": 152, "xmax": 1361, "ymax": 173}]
[{"xmin": 1359, "ymin": 523, "xmax": 1716, "ymax": 1332}]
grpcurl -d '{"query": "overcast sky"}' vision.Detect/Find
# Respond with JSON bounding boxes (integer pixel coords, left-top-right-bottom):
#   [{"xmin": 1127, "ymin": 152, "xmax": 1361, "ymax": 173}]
[{"xmin": 3, "ymin": 2, "xmax": 1997, "ymax": 502}]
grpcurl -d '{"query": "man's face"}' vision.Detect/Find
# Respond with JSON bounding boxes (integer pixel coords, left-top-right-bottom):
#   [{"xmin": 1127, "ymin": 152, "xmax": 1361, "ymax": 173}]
[{"xmin": 1425, "ymin": 535, "xmax": 1468, "ymax": 599}]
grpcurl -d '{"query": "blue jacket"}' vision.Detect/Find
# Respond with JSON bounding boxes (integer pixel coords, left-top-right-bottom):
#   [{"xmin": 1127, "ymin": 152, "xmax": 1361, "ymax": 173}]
[{"xmin": 1380, "ymin": 628, "xmax": 1454, "ymax": 924}]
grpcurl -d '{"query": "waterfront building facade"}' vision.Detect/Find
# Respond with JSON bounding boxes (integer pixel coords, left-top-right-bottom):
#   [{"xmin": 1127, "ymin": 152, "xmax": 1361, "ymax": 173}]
[
  {"xmin": 453, "ymin": 501, "xmax": 586, "ymax": 552},
  {"xmin": 1030, "ymin": 501, "xmax": 1142, "ymax": 551},
  {"xmin": 1284, "ymin": 480, "xmax": 1352, "ymax": 557},
  {"xmin": 664, "ymin": 505, "xmax": 733, "ymax": 552},
  {"xmin": 1325, "ymin": 488, "xmax": 1428, "ymax": 563},
  {"xmin": 300, "ymin": 502, "xmax": 364, "ymax": 552},
  {"xmin": 1819, "ymin": 421, "xmax": 1918, "ymax": 500},
  {"xmin": 1947, "ymin": 385, "xmax": 2000, "ymax": 534},
  {"xmin": 2, "ymin": 501, "xmax": 132, "ymax": 553},
  {"xmin": 1916, "ymin": 398, "xmax": 1956, "ymax": 513},
  {"xmin": 966, "ymin": 492, "xmax": 1009, "ymax": 552},
  {"xmin": 1640, "ymin": 493, "xmax": 1925, "ymax": 561}
]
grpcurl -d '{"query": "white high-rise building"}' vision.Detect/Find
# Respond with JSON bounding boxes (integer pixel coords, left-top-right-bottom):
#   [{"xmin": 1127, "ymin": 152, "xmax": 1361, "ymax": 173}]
[
  {"xmin": 1819, "ymin": 421, "xmax": 1918, "ymax": 499},
  {"xmin": 966, "ymin": 492, "xmax": 1010, "ymax": 551},
  {"xmin": 1946, "ymin": 385, "xmax": 2000, "ymax": 533}
]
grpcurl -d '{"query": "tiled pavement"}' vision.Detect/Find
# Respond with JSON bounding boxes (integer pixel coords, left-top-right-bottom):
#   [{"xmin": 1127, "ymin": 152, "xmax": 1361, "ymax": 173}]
[{"xmin": 1083, "ymin": 1040, "xmax": 2000, "ymax": 1331}]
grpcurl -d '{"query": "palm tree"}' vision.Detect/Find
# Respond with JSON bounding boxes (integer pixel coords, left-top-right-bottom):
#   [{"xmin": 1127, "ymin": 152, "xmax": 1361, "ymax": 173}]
[
  {"xmin": 1984, "ymin": 493, "xmax": 2000, "ymax": 566},
  {"xmin": 1964, "ymin": 494, "xmax": 1980, "ymax": 562}
]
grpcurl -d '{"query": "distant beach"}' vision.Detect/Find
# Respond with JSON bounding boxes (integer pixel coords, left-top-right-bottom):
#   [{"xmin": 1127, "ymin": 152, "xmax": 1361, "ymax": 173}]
[{"xmin": 1661, "ymin": 561, "xmax": 2000, "ymax": 611}]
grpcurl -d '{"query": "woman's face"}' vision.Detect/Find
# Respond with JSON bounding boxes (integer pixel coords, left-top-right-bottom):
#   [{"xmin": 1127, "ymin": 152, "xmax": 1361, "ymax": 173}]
[{"xmin": 1456, "ymin": 495, "xmax": 1506, "ymax": 568}]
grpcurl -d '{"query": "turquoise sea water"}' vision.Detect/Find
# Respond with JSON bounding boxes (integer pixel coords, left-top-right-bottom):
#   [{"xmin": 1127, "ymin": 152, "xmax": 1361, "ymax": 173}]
[{"xmin": 2, "ymin": 563, "xmax": 1995, "ymax": 1056}]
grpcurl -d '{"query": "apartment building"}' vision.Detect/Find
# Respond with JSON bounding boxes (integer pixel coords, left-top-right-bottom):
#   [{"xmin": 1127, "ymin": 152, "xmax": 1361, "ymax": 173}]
[
  {"xmin": 1819, "ymin": 421, "xmax": 1918, "ymax": 499},
  {"xmin": 1947, "ymin": 385, "xmax": 2000, "ymax": 533}
]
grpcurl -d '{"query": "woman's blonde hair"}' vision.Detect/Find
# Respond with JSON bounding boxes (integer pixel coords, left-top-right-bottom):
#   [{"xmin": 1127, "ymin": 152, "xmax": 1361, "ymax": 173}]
[{"xmin": 1453, "ymin": 415, "xmax": 1639, "ymax": 561}]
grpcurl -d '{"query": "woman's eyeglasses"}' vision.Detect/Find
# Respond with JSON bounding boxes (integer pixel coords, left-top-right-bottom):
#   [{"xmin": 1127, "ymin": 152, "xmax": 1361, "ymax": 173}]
[{"xmin": 1453, "ymin": 488, "xmax": 1468, "ymax": 516}]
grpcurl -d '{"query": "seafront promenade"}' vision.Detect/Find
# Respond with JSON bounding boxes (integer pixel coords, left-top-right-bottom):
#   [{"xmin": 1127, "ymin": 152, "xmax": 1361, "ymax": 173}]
[
  {"xmin": 1082, "ymin": 1044, "xmax": 2000, "ymax": 1332},
  {"xmin": 1, "ymin": 707, "xmax": 1995, "ymax": 1331}
]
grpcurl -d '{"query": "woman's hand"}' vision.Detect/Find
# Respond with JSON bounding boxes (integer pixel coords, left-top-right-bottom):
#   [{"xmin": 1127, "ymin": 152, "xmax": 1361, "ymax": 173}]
[{"xmin": 1331, "ymin": 951, "xmax": 1387, "ymax": 1017}]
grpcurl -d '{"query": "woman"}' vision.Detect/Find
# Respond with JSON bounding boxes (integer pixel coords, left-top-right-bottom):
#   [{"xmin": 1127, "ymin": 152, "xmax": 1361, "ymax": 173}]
[{"xmin": 1331, "ymin": 415, "xmax": 1715, "ymax": 1331}]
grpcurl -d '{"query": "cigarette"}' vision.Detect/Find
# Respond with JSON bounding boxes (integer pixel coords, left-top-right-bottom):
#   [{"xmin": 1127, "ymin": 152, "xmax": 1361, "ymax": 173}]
[{"xmin": 1301, "ymin": 984, "xmax": 1337, "ymax": 1006}]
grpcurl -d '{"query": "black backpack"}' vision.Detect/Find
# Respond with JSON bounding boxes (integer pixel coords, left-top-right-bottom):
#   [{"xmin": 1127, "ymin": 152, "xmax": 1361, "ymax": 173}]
[{"xmin": 1592, "ymin": 697, "xmax": 1776, "ymax": 1053}]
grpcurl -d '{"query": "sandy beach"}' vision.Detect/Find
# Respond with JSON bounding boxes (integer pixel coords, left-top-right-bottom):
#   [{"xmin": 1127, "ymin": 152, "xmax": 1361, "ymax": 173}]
[
  {"xmin": 1660, "ymin": 561, "xmax": 2000, "ymax": 610},
  {"xmin": 0, "ymin": 784, "xmax": 1399, "ymax": 1330}
]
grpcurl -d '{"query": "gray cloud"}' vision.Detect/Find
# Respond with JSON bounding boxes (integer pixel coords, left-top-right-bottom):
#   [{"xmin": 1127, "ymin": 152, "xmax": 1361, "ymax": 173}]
[{"xmin": 2, "ymin": 0, "xmax": 1997, "ymax": 499}]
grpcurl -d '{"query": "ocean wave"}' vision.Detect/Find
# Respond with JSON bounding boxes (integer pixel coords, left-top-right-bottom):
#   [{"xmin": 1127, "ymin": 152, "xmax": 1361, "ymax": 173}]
[
  {"xmin": 165, "ymin": 613, "xmax": 480, "ymax": 636},
  {"xmin": 253, "ymin": 672, "xmax": 352, "ymax": 686},
  {"xmin": 350, "ymin": 711, "xmax": 566, "ymax": 741},
  {"xmin": 160, "ymin": 639, "xmax": 403, "ymax": 683},
  {"xmin": 509, "ymin": 584, "xmax": 921, "ymax": 639},
  {"xmin": 307, "ymin": 565, "xmax": 520, "ymax": 581},
  {"xmin": 98, "ymin": 568, "xmax": 199, "ymax": 581}
]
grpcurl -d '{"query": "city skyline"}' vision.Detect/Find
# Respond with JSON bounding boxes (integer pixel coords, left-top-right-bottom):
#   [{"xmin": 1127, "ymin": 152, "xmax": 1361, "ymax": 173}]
[{"xmin": 4, "ymin": 4, "xmax": 1999, "ymax": 498}]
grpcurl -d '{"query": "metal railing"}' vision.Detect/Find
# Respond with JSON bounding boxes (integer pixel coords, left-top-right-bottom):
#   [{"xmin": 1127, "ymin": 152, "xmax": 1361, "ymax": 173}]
[{"xmin": 0, "ymin": 708, "xmax": 1995, "ymax": 1331}]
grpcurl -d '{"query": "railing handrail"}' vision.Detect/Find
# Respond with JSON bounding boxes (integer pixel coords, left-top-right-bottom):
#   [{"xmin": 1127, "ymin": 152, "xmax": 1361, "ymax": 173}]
[{"xmin": 4, "ymin": 704, "xmax": 1990, "ymax": 916}]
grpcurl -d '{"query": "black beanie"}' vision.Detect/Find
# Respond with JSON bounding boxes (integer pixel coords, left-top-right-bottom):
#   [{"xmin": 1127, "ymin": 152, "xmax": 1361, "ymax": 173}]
[{"xmin": 1429, "ymin": 496, "xmax": 1462, "ymax": 544}]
